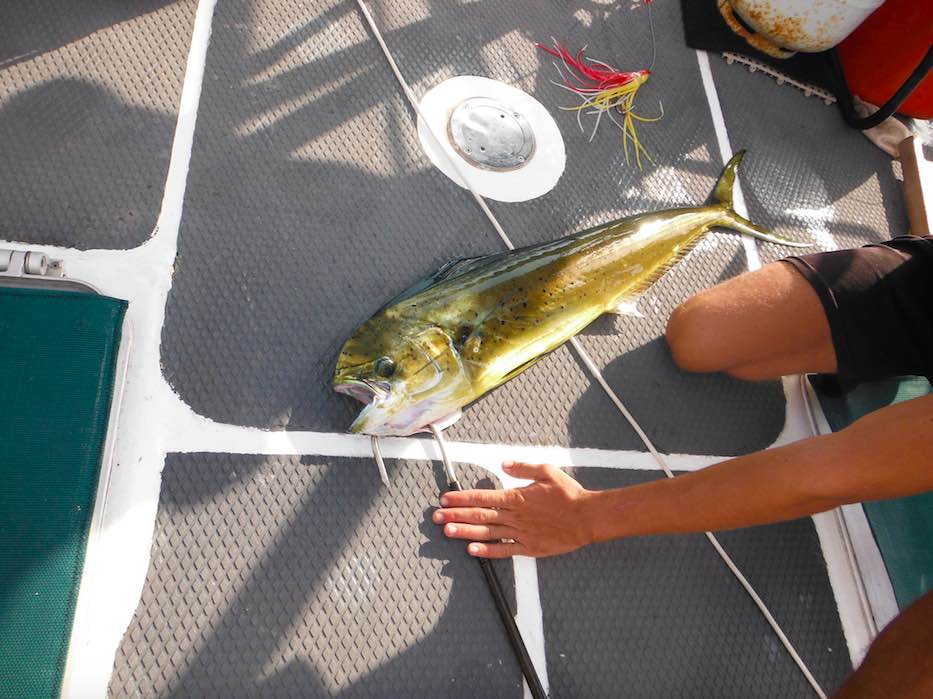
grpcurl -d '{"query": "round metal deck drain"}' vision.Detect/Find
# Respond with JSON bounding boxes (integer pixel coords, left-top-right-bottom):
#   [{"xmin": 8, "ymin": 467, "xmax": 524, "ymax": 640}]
[
  {"xmin": 417, "ymin": 76, "xmax": 565, "ymax": 202},
  {"xmin": 448, "ymin": 97, "xmax": 535, "ymax": 170}
]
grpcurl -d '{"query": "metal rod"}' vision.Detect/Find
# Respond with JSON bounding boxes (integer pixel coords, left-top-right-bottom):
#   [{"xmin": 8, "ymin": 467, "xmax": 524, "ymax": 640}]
[
  {"xmin": 429, "ymin": 425, "xmax": 548, "ymax": 699},
  {"xmin": 370, "ymin": 435, "xmax": 391, "ymax": 487}
]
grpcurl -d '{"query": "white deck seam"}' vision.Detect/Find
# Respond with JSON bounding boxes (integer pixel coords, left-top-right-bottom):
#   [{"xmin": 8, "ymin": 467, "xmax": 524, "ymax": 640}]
[{"xmin": 54, "ymin": 0, "xmax": 220, "ymax": 695}]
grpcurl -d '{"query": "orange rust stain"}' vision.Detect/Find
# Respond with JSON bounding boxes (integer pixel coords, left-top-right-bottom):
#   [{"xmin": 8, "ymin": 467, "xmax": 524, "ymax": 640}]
[{"xmin": 735, "ymin": 0, "xmax": 845, "ymax": 50}]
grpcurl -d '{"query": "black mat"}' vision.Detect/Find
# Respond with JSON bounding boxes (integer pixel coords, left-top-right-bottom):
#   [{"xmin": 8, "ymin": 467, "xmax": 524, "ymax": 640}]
[
  {"xmin": 160, "ymin": 0, "xmax": 788, "ymax": 454},
  {"xmin": 109, "ymin": 453, "xmax": 520, "ymax": 698},
  {"xmin": 539, "ymin": 468, "xmax": 852, "ymax": 698},
  {"xmin": 0, "ymin": 1, "xmax": 196, "ymax": 249}
]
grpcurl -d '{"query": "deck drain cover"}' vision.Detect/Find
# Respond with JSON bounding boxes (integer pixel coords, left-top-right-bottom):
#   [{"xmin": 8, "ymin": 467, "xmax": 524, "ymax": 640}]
[
  {"xmin": 448, "ymin": 97, "xmax": 535, "ymax": 170},
  {"xmin": 417, "ymin": 76, "xmax": 565, "ymax": 202}
]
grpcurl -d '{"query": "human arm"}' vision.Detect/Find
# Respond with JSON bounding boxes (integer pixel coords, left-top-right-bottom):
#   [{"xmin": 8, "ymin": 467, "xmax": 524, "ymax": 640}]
[{"xmin": 433, "ymin": 393, "xmax": 933, "ymax": 558}]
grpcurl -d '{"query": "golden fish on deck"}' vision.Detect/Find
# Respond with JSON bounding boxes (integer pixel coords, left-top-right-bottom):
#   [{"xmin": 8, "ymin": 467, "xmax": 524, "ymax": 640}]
[{"xmin": 333, "ymin": 152, "xmax": 807, "ymax": 436}]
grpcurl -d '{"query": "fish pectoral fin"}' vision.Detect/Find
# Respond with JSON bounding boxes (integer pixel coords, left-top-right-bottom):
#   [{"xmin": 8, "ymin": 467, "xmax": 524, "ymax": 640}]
[
  {"xmin": 429, "ymin": 409, "xmax": 462, "ymax": 432},
  {"xmin": 499, "ymin": 355, "xmax": 543, "ymax": 383},
  {"xmin": 609, "ymin": 298, "xmax": 643, "ymax": 318}
]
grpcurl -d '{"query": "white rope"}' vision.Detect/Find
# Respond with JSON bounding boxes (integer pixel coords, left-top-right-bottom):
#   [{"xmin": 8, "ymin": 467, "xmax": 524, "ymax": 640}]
[
  {"xmin": 355, "ymin": 2, "xmax": 826, "ymax": 696},
  {"xmin": 355, "ymin": 0, "xmax": 514, "ymax": 251},
  {"xmin": 572, "ymin": 338, "xmax": 828, "ymax": 695}
]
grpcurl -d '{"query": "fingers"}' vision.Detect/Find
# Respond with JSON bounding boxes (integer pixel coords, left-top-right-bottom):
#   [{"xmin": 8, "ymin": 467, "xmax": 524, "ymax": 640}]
[
  {"xmin": 433, "ymin": 507, "xmax": 503, "ymax": 525},
  {"xmin": 440, "ymin": 488, "xmax": 514, "ymax": 509},
  {"xmin": 502, "ymin": 460, "xmax": 555, "ymax": 480},
  {"xmin": 467, "ymin": 541, "xmax": 529, "ymax": 559},
  {"xmin": 442, "ymin": 522, "xmax": 513, "ymax": 541},
  {"xmin": 440, "ymin": 463, "xmax": 558, "ymax": 509}
]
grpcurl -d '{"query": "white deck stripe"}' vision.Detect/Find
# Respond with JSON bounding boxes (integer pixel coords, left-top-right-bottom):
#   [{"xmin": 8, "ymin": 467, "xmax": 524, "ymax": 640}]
[
  {"xmin": 56, "ymin": 0, "xmax": 219, "ymax": 696},
  {"xmin": 164, "ymin": 408, "xmax": 722, "ymax": 470},
  {"xmin": 697, "ymin": 49, "xmax": 835, "ymax": 695},
  {"xmin": 696, "ymin": 50, "xmax": 761, "ymax": 271},
  {"xmin": 512, "ymin": 556, "xmax": 548, "ymax": 696}
]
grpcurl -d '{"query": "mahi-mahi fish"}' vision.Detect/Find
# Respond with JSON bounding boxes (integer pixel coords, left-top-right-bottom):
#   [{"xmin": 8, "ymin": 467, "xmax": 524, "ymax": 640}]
[{"xmin": 333, "ymin": 152, "xmax": 807, "ymax": 436}]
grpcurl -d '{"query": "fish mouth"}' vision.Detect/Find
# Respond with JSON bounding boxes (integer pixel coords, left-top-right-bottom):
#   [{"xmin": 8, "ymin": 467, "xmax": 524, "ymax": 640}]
[{"xmin": 333, "ymin": 378, "xmax": 390, "ymax": 405}]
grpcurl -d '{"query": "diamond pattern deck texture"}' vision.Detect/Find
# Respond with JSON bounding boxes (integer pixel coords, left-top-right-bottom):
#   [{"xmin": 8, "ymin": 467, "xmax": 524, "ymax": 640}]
[
  {"xmin": 109, "ymin": 454, "xmax": 520, "ymax": 698},
  {"xmin": 0, "ymin": 1, "xmax": 197, "ymax": 249},
  {"xmin": 708, "ymin": 57, "xmax": 907, "ymax": 260},
  {"xmin": 159, "ymin": 0, "xmax": 790, "ymax": 453},
  {"xmin": 540, "ymin": 468, "xmax": 851, "ymax": 698}
]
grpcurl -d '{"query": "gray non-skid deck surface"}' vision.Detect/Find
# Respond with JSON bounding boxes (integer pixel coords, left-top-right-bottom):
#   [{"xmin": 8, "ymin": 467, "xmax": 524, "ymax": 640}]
[
  {"xmin": 540, "ymin": 468, "xmax": 851, "ymax": 698},
  {"xmin": 160, "ymin": 0, "xmax": 791, "ymax": 454},
  {"xmin": 111, "ymin": 458, "xmax": 851, "ymax": 697},
  {"xmin": 109, "ymin": 453, "xmax": 520, "ymax": 698},
  {"xmin": 708, "ymin": 59, "xmax": 907, "ymax": 261},
  {"xmin": 0, "ymin": 1, "xmax": 197, "ymax": 249}
]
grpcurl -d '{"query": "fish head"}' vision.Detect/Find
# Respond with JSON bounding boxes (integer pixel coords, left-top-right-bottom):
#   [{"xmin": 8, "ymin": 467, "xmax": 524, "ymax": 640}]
[{"xmin": 333, "ymin": 313, "xmax": 472, "ymax": 436}]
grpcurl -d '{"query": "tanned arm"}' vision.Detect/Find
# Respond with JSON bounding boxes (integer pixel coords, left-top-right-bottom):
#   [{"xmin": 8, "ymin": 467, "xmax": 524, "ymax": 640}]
[{"xmin": 433, "ymin": 393, "xmax": 933, "ymax": 558}]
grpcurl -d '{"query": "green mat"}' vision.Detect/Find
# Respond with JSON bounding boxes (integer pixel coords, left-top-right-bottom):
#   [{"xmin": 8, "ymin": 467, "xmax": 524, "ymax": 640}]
[
  {"xmin": 817, "ymin": 376, "xmax": 933, "ymax": 610},
  {"xmin": 0, "ymin": 287, "xmax": 127, "ymax": 699}
]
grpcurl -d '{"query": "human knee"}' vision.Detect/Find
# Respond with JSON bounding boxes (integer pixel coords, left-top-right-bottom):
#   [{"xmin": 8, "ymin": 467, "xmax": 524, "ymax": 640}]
[{"xmin": 665, "ymin": 298, "xmax": 725, "ymax": 373}]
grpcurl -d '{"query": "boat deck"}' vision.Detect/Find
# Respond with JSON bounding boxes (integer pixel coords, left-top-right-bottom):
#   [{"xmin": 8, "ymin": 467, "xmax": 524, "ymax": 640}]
[{"xmin": 0, "ymin": 0, "xmax": 909, "ymax": 696}]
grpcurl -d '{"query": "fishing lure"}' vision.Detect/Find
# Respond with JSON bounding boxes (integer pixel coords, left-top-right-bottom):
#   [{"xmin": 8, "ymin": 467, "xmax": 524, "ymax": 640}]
[{"xmin": 537, "ymin": 38, "xmax": 661, "ymax": 168}]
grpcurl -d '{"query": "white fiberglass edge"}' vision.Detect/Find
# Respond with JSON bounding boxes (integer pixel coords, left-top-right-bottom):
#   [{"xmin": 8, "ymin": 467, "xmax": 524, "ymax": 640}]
[
  {"xmin": 792, "ymin": 375, "xmax": 883, "ymax": 665},
  {"xmin": 59, "ymin": 318, "xmax": 133, "ymax": 696},
  {"xmin": 838, "ymin": 505, "xmax": 899, "ymax": 633},
  {"xmin": 802, "ymin": 379, "xmax": 899, "ymax": 641}
]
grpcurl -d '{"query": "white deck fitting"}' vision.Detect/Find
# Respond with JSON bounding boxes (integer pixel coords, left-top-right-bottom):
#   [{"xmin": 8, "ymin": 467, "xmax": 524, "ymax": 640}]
[{"xmin": 0, "ymin": 0, "xmax": 892, "ymax": 695}]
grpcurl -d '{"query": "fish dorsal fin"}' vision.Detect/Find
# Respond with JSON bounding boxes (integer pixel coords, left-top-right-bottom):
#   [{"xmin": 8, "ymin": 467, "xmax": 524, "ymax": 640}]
[{"xmin": 381, "ymin": 254, "xmax": 501, "ymax": 310}]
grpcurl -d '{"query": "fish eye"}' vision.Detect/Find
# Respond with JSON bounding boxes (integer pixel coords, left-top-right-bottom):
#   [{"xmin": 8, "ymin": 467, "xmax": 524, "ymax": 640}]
[{"xmin": 374, "ymin": 356, "xmax": 396, "ymax": 378}]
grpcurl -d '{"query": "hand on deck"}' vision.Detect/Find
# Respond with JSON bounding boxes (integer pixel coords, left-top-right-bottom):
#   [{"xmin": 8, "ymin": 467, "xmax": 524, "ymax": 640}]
[{"xmin": 432, "ymin": 461, "xmax": 594, "ymax": 559}]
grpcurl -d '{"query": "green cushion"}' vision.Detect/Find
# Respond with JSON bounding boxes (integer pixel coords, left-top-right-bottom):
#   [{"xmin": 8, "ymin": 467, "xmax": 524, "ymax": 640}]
[
  {"xmin": 816, "ymin": 376, "xmax": 933, "ymax": 610},
  {"xmin": 0, "ymin": 287, "xmax": 127, "ymax": 699}
]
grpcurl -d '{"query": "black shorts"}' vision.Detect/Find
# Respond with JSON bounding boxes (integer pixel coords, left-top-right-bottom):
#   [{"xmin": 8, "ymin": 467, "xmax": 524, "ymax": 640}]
[{"xmin": 782, "ymin": 235, "xmax": 933, "ymax": 396}]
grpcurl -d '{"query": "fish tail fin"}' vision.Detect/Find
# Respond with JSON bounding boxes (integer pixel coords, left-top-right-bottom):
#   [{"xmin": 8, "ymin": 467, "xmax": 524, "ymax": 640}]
[{"xmin": 712, "ymin": 151, "xmax": 810, "ymax": 249}]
